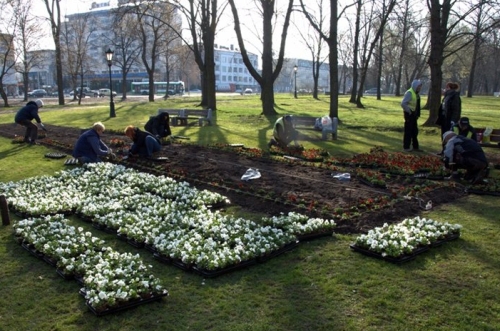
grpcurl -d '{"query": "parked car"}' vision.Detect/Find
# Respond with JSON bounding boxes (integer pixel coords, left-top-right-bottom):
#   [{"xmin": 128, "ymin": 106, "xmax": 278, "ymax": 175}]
[
  {"xmin": 364, "ymin": 88, "xmax": 378, "ymax": 95},
  {"xmin": 99, "ymin": 88, "xmax": 117, "ymax": 97},
  {"xmin": 28, "ymin": 89, "xmax": 47, "ymax": 98},
  {"xmin": 69, "ymin": 87, "xmax": 100, "ymax": 98},
  {"xmin": 140, "ymin": 89, "xmax": 149, "ymax": 95},
  {"xmin": 244, "ymin": 88, "xmax": 253, "ymax": 94}
]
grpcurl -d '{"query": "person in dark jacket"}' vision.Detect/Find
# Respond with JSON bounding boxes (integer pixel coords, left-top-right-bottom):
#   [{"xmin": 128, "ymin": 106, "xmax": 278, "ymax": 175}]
[
  {"xmin": 268, "ymin": 115, "xmax": 299, "ymax": 149},
  {"xmin": 14, "ymin": 99, "xmax": 46, "ymax": 145},
  {"xmin": 436, "ymin": 82, "xmax": 461, "ymax": 138},
  {"xmin": 401, "ymin": 79, "xmax": 423, "ymax": 152},
  {"xmin": 442, "ymin": 131, "xmax": 489, "ymax": 184},
  {"xmin": 452, "ymin": 117, "xmax": 477, "ymax": 141},
  {"xmin": 124, "ymin": 125, "xmax": 161, "ymax": 158},
  {"xmin": 144, "ymin": 112, "xmax": 171, "ymax": 139},
  {"xmin": 72, "ymin": 122, "xmax": 113, "ymax": 163}
]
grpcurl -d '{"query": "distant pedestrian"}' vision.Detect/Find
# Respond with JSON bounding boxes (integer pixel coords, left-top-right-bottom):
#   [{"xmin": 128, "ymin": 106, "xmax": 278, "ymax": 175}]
[
  {"xmin": 14, "ymin": 99, "xmax": 46, "ymax": 145},
  {"xmin": 72, "ymin": 122, "xmax": 114, "ymax": 163},
  {"xmin": 401, "ymin": 80, "xmax": 423, "ymax": 152},
  {"xmin": 124, "ymin": 125, "xmax": 161, "ymax": 158},
  {"xmin": 436, "ymin": 82, "xmax": 461, "ymax": 138}
]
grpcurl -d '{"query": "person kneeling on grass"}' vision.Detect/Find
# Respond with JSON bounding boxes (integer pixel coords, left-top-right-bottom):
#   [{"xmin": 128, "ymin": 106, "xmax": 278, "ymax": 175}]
[
  {"xmin": 124, "ymin": 125, "xmax": 161, "ymax": 158},
  {"xmin": 72, "ymin": 122, "xmax": 115, "ymax": 164},
  {"xmin": 268, "ymin": 115, "xmax": 300, "ymax": 149},
  {"xmin": 442, "ymin": 131, "xmax": 489, "ymax": 184}
]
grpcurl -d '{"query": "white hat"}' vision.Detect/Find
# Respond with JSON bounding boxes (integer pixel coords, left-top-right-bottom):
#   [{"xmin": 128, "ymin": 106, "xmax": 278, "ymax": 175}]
[
  {"xmin": 35, "ymin": 99, "xmax": 44, "ymax": 108},
  {"xmin": 442, "ymin": 131, "xmax": 456, "ymax": 142}
]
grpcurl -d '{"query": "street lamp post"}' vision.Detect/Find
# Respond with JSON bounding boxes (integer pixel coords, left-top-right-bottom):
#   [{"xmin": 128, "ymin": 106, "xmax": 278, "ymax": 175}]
[
  {"xmin": 293, "ymin": 65, "xmax": 298, "ymax": 99},
  {"xmin": 105, "ymin": 48, "xmax": 116, "ymax": 118}
]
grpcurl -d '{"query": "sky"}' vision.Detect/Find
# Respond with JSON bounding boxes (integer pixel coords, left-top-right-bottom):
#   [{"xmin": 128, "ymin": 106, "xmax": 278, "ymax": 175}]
[{"xmin": 30, "ymin": 0, "xmax": 322, "ymax": 62}]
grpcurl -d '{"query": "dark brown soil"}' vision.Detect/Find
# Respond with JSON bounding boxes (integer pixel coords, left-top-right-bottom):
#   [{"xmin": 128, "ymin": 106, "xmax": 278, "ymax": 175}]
[{"xmin": 0, "ymin": 123, "xmax": 467, "ymax": 234}]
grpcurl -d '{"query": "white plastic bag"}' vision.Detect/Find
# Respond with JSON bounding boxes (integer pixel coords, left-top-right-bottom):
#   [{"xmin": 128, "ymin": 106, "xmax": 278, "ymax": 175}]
[{"xmin": 241, "ymin": 168, "xmax": 261, "ymax": 181}]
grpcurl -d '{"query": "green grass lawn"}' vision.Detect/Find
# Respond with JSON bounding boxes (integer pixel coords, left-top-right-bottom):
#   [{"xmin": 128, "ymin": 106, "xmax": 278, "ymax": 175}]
[{"xmin": 1, "ymin": 95, "xmax": 500, "ymax": 330}]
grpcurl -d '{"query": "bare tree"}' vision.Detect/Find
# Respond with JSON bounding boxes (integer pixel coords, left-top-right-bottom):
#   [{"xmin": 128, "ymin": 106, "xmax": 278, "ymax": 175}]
[
  {"xmin": 61, "ymin": 12, "xmax": 96, "ymax": 104},
  {"xmin": 42, "ymin": 0, "xmax": 64, "ymax": 105},
  {"xmin": 0, "ymin": 0, "xmax": 21, "ymax": 106},
  {"xmin": 124, "ymin": 1, "xmax": 179, "ymax": 102},
  {"xmin": 171, "ymin": 0, "xmax": 227, "ymax": 110},
  {"xmin": 355, "ymin": 0, "xmax": 397, "ymax": 108},
  {"xmin": 294, "ymin": 0, "xmax": 328, "ymax": 99},
  {"xmin": 464, "ymin": 0, "xmax": 500, "ymax": 97},
  {"xmin": 300, "ymin": 0, "xmax": 351, "ymax": 119},
  {"xmin": 228, "ymin": 0, "xmax": 294, "ymax": 116},
  {"xmin": 9, "ymin": 0, "xmax": 46, "ymax": 102},
  {"xmin": 110, "ymin": 9, "xmax": 143, "ymax": 100}
]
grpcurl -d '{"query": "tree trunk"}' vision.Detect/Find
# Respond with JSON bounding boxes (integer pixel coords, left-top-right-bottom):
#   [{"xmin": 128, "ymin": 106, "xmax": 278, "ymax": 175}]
[{"xmin": 424, "ymin": 0, "xmax": 449, "ymax": 126}]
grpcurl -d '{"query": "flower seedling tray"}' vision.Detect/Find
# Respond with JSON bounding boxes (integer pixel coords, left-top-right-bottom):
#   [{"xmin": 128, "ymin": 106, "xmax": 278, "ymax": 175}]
[
  {"xmin": 297, "ymin": 231, "xmax": 333, "ymax": 242},
  {"xmin": 192, "ymin": 259, "xmax": 257, "ymax": 278},
  {"xmin": 81, "ymin": 289, "xmax": 168, "ymax": 317},
  {"xmin": 153, "ymin": 252, "xmax": 172, "ymax": 264},
  {"xmin": 257, "ymin": 240, "xmax": 299, "ymax": 263},
  {"xmin": 429, "ymin": 232, "xmax": 460, "ymax": 248},
  {"xmin": 64, "ymin": 158, "xmax": 80, "ymax": 165},
  {"xmin": 56, "ymin": 268, "xmax": 75, "ymax": 280},
  {"xmin": 349, "ymin": 244, "xmax": 430, "ymax": 264},
  {"xmin": 45, "ymin": 152, "xmax": 67, "ymax": 159}
]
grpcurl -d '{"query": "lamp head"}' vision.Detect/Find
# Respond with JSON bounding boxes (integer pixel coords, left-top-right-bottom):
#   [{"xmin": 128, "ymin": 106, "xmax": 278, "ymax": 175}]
[{"xmin": 105, "ymin": 48, "xmax": 114, "ymax": 62}]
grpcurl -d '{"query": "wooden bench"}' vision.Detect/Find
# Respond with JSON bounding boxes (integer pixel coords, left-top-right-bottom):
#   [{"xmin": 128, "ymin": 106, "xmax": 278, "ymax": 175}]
[
  {"xmin": 476, "ymin": 128, "xmax": 500, "ymax": 148},
  {"xmin": 292, "ymin": 115, "xmax": 338, "ymax": 140},
  {"xmin": 158, "ymin": 108, "xmax": 212, "ymax": 126}
]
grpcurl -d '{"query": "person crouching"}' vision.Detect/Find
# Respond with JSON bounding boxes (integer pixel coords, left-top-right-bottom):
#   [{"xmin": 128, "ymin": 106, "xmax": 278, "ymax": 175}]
[
  {"xmin": 442, "ymin": 131, "xmax": 489, "ymax": 184},
  {"xmin": 124, "ymin": 125, "xmax": 161, "ymax": 158},
  {"xmin": 268, "ymin": 115, "xmax": 299, "ymax": 149}
]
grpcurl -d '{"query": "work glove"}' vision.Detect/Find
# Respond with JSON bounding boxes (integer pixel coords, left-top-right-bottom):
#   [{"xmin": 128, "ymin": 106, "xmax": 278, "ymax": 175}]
[
  {"xmin": 109, "ymin": 153, "xmax": 117, "ymax": 160},
  {"xmin": 40, "ymin": 123, "xmax": 47, "ymax": 131}
]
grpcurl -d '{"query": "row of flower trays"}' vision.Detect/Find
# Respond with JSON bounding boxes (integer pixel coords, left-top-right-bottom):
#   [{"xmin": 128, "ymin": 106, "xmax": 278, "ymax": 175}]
[
  {"xmin": 13, "ymin": 214, "xmax": 169, "ymax": 316},
  {"xmin": 350, "ymin": 216, "xmax": 462, "ymax": 264}
]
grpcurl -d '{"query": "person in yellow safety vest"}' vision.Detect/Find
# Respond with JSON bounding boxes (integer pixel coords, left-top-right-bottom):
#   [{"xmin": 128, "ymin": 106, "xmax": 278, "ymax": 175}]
[
  {"xmin": 401, "ymin": 79, "xmax": 423, "ymax": 152},
  {"xmin": 268, "ymin": 115, "xmax": 299, "ymax": 149},
  {"xmin": 452, "ymin": 117, "xmax": 477, "ymax": 141}
]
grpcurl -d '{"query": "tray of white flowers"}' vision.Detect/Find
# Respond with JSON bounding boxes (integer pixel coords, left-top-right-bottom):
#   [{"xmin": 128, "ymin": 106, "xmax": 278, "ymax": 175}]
[{"xmin": 350, "ymin": 216, "xmax": 462, "ymax": 264}]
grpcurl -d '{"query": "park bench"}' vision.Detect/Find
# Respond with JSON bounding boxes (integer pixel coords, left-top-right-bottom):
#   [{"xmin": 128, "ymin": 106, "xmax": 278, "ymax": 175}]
[
  {"xmin": 476, "ymin": 128, "xmax": 500, "ymax": 148},
  {"xmin": 158, "ymin": 108, "xmax": 213, "ymax": 126},
  {"xmin": 292, "ymin": 115, "xmax": 338, "ymax": 140}
]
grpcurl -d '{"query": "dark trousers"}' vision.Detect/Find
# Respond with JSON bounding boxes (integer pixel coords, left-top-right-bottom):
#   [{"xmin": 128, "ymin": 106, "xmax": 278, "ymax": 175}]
[
  {"xmin": 456, "ymin": 153, "xmax": 488, "ymax": 178},
  {"xmin": 403, "ymin": 113, "xmax": 419, "ymax": 150},
  {"xmin": 16, "ymin": 120, "xmax": 38, "ymax": 142}
]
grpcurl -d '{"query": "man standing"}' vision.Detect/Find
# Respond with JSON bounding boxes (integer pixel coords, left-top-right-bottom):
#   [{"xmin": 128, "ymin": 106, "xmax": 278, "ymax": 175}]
[
  {"xmin": 14, "ymin": 99, "xmax": 46, "ymax": 145},
  {"xmin": 401, "ymin": 80, "xmax": 423, "ymax": 152}
]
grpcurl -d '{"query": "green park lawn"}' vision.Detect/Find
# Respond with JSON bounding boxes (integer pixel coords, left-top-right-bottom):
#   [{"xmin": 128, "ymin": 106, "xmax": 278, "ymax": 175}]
[{"xmin": 0, "ymin": 94, "xmax": 499, "ymax": 331}]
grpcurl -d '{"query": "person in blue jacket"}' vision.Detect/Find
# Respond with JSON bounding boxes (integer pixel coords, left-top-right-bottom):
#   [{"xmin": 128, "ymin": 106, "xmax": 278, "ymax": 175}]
[
  {"xmin": 14, "ymin": 99, "xmax": 46, "ymax": 145},
  {"xmin": 72, "ymin": 122, "xmax": 114, "ymax": 163},
  {"xmin": 124, "ymin": 125, "xmax": 161, "ymax": 158}
]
